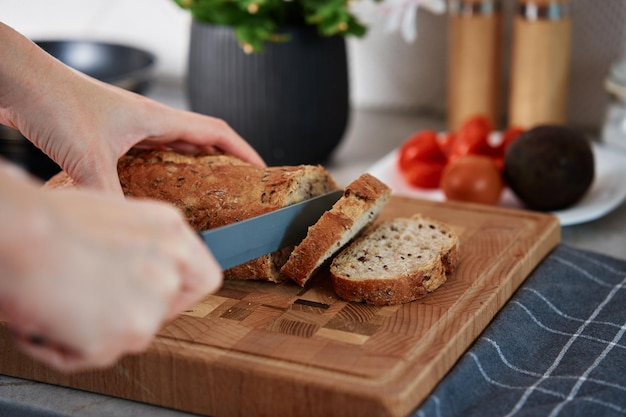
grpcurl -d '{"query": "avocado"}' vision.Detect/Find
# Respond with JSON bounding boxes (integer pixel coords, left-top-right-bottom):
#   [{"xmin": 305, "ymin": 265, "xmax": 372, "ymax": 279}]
[{"xmin": 503, "ymin": 125, "xmax": 595, "ymax": 211}]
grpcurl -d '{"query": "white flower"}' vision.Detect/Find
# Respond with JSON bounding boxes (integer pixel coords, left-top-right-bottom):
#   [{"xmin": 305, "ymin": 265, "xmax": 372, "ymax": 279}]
[{"xmin": 352, "ymin": 0, "xmax": 447, "ymax": 43}]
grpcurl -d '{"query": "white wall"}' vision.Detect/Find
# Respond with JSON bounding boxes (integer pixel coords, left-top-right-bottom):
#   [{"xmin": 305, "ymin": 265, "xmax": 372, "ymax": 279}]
[{"xmin": 0, "ymin": 0, "xmax": 191, "ymax": 80}]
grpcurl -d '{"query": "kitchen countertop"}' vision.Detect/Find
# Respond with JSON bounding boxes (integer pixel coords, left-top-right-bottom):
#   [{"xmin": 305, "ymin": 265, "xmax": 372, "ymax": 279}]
[{"xmin": 1, "ymin": 79, "xmax": 625, "ymax": 417}]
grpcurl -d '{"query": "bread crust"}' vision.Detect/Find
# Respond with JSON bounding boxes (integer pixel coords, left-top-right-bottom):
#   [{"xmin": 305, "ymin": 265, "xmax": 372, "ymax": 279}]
[
  {"xmin": 280, "ymin": 173, "xmax": 391, "ymax": 286},
  {"xmin": 44, "ymin": 148, "xmax": 339, "ymax": 282},
  {"xmin": 117, "ymin": 149, "xmax": 337, "ymax": 231},
  {"xmin": 331, "ymin": 262, "xmax": 442, "ymax": 305}
]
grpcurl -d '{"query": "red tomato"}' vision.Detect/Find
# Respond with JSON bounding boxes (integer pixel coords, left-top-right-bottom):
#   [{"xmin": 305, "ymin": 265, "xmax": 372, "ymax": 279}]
[
  {"xmin": 400, "ymin": 161, "xmax": 446, "ymax": 189},
  {"xmin": 492, "ymin": 156, "xmax": 504, "ymax": 173},
  {"xmin": 440, "ymin": 155, "xmax": 504, "ymax": 205},
  {"xmin": 397, "ymin": 130, "xmax": 447, "ymax": 173},
  {"xmin": 448, "ymin": 115, "xmax": 494, "ymax": 159},
  {"xmin": 437, "ymin": 131, "xmax": 456, "ymax": 158},
  {"xmin": 460, "ymin": 115, "xmax": 493, "ymax": 139}
]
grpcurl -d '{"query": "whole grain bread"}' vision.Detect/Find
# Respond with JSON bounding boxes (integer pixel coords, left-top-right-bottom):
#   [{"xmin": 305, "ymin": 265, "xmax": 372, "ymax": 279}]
[
  {"xmin": 280, "ymin": 173, "xmax": 391, "ymax": 287},
  {"xmin": 329, "ymin": 214, "xmax": 459, "ymax": 305},
  {"xmin": 45, "ymin": 148, "xmax": 339, "ymax": 282}
]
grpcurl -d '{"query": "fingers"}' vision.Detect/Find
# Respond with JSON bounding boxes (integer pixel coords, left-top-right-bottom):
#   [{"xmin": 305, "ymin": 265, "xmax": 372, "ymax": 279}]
[
  {"xmin": 135, "ymin": 106, "xmax": 266, "ymax": 168},
  {"xmin": 196, "ymin": 115, "xmax": 266, "ymax": 167},
  {"xmin": 12, "ymin": 327, "xmax": 152, "ymax": 372},
  {"xmin": 166, "ymin": 235, "xmax": 223, "ymax": 321},
  {"xmin": 77, "ymin": 173, "xmax": 124, "ymax": 196},
  {"xmin": 9, "ymin": 329, "xmax": 88, "ymax": 372},
  {"xmin": 60, "ymin": 146, "xmax": 125, "ymax": 196},
  {"xmin": 146, "ymin": 201, "xmax": 224, "ymax": 321}
]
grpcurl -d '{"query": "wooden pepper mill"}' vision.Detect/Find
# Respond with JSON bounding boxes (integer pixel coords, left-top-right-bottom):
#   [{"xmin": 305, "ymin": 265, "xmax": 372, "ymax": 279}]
[
  {"xmin": 508, "ymin": 0, "xmax": 572, "ymax": 129},
  {"xmin": 447, "ymin": 0, "xmax": 503, "ymax": 131}
]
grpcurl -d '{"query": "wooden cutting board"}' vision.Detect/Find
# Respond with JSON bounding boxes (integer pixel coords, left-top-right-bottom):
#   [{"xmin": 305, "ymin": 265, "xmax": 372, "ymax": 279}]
[{"xmin": 0, "ymin": 196, "xmax": 560, "ymax": 417}]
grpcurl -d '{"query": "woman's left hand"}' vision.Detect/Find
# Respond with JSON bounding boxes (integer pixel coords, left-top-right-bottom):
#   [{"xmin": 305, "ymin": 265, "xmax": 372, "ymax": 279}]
[
  {"xmin": 31, "ymin": 77, "xmax": 266, "ymax": 195},
  {"xmin": 0, "ymin": 22, "xmax": 265, "ymax": 195}
]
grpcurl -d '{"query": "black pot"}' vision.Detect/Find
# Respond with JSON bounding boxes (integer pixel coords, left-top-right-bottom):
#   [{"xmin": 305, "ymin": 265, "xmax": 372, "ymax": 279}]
[
  {"xmin": 187, "ymin": 22, "xmax": 350, "ymax": 166},
  {"xmin": 35, "ymin": 40, "xmax": 156, "ymax": 94},
  {"xmin": 0, "ymin": 125, "xmax": 61, "ymax": 180}
]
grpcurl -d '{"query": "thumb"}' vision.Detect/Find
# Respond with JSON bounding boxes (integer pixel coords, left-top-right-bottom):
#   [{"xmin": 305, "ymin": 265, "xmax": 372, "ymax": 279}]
[{"xmin": 67, "ymin": 159, "xmax": 125, "ymax": 197}]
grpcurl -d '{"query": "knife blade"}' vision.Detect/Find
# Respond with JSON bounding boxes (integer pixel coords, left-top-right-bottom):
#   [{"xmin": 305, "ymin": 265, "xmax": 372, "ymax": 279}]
[{"xmin": 198, "ymin": 190, "xmax": 343, "ymax": 270}]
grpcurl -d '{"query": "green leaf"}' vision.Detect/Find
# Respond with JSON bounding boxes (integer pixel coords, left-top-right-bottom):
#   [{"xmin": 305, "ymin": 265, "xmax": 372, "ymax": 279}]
[{"xmin": 173, "ymin": 0, "xmax": 375, "ymax": 52}]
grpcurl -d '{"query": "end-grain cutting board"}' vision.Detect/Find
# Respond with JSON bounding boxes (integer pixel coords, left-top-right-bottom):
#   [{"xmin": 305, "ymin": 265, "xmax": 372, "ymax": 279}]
[{"xmin": 0, "ymin": 196, "xmax": 560, "ymax": 417}]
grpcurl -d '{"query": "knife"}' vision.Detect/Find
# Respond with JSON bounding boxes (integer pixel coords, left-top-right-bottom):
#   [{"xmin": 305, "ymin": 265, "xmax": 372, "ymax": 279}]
[{"xmin": 198, "ymin": 190, "xmax": 343, "ymax": 270}]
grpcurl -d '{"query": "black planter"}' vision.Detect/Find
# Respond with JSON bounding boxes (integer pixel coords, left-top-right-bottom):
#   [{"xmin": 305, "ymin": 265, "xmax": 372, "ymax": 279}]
[{"xmin": 187, "ymin": 22, "xmax": 350, "ymax": 166}]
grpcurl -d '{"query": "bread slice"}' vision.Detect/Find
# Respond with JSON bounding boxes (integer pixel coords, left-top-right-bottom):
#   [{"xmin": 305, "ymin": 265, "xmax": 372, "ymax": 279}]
[
  {"xmin": 329, "ymin": 214, "xmax": 459, "ymax": 305},
  {"xmin": 45, "ymin": 148, "xmax": 339, "ymax": 282},
  {"xmin": 280, "ymin": 173, "xmax": 391, "ymax": 286}
]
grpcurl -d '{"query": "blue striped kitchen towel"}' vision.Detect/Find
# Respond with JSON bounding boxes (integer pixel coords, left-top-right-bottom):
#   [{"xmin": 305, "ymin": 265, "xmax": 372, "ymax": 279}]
[{"xmin": 411, "ymin": 244, "xmax": 626, "ymax": 417}]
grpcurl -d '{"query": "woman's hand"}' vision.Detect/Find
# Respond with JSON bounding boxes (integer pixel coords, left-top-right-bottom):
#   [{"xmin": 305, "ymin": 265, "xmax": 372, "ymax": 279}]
[
  {"xmin": 0, "ymin": 165, "xmax": 222, "ymax": 372},
  {"xmin": 0, "ymin": 22, "xmax": 265, "ymax": 195},
  {"xmin": 28, "ymin": 80, "xmax": 265, "ymax": 194}
]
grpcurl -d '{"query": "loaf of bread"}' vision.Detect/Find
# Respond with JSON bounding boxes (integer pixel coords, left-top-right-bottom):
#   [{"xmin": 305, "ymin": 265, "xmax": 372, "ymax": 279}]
[
  {"xmin": 45, "ymin": 148, "xmax": 339, "ymax": 282},
  {"xmin": 329, "ymin": 214, "xmax": 459, "ymax": 305},
  {"xmin": 280, "ymin": 173, "xmax": 391, "ymax": 287}
]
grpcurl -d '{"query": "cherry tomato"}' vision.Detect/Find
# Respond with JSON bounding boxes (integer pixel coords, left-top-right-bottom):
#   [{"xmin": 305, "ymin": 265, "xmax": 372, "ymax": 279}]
[
  {"xmin": 437, "ymin": 131, "xmax": 456, "ymax": 158},
  {"xmin": 460, "ymin": 115, "xmax": 493, "ymax": 140},
  {"xmin": 440, "ymin": 155, "xmax": 504, "ymax": 205},
  {"xmin": 400, "ymin": 161, "xmax": 446, "ymax": 189},
  {"xmin": 397, "ymin": 130, "xmax": 447, "ymax": 173},
  {"xmin": 492, "ymin": 156, "xmax": 505, "ymax": 173},
  {"xmin": 448, "ymin": 115, "xmax": 494, "ymax": 159}
]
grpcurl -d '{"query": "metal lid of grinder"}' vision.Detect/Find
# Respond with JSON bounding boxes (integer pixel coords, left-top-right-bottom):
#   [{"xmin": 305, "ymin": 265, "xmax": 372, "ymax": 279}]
[
  {"xmin": 517, "ymin": 0, "xmax": 571, "ymax": 21},
  {"xmin": 448, "ymin": 0, "xmax": 501, "ymax": 16}
]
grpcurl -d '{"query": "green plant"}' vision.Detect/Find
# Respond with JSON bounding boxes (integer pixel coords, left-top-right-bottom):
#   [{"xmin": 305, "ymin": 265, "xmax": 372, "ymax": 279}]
[{"xmin": 174, "ymin": 0, "xmax": 376, "ymax": 53}]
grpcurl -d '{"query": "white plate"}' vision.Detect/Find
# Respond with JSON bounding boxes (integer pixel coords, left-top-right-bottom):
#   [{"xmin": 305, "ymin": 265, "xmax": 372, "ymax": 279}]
[{"xmin": 367, "ymin": 143, "xmax": 626, "ymax": 226}]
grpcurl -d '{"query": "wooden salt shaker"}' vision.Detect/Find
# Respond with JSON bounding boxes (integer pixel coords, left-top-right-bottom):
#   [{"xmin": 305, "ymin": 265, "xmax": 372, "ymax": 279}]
[
  {"xmin": 508, "ymin": 0, "xmax": 572, "ymax": 129},
  {"xmin": 447, "ymin": 0, "xmax": 502, "ymax": 131}
]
